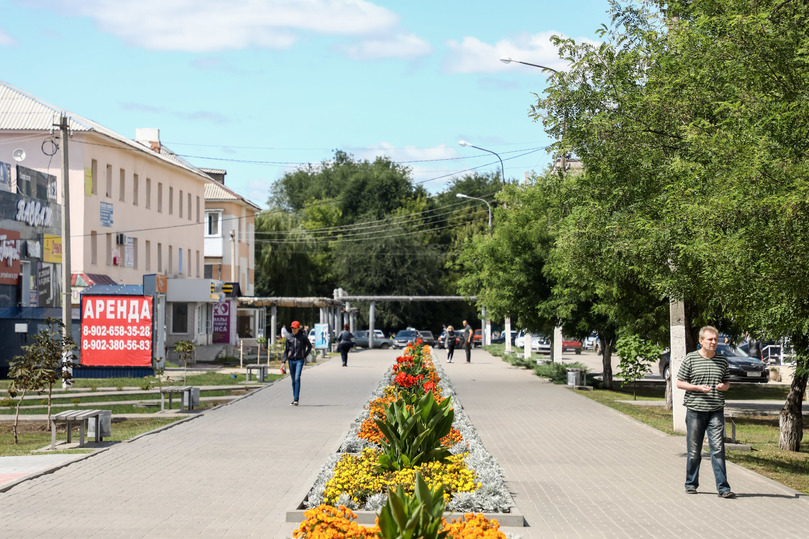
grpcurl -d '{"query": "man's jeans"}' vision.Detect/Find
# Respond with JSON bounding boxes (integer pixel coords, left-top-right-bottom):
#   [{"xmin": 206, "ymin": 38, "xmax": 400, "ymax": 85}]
[
  {"xmin": 685, "ymin": 408, "xmax": 730, "ymax": 492},
  {"xmin": 288, "ymin": 359, "xmax": 304, "ymax": 402}
]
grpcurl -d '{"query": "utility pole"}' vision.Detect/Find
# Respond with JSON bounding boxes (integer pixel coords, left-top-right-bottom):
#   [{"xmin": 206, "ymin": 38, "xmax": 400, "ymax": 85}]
[{"xmin": 59, "ymin": 114, "xmax": 73, "ymax": 386}]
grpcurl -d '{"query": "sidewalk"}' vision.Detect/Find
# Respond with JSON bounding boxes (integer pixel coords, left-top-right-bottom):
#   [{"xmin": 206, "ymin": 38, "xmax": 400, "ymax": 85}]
[{"xmin": 1, "ymin": 348, "xmax": 808, "ymax": 538}]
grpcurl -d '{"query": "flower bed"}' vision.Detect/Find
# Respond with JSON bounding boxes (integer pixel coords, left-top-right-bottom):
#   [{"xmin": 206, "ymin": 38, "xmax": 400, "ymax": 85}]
[{"xmin": 289, "ymin": 342, "xmax": 523, "ymax": 535}]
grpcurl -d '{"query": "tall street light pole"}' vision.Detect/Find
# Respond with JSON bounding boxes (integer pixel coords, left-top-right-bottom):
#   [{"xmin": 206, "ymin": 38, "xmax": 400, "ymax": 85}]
[
  {"xmin": 500, "ymin": 57, "xmax": 566, "ymax": 172},
  {"xmin": 458, "ymin": 140, "xmax": 506, "ymax": 186},
  {"xmin": 456, "ymin": 191, "xmax": 494, "ymax": 346}
]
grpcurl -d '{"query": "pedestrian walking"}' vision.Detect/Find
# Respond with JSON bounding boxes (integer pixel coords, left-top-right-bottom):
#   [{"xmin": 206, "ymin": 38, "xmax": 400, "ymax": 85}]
[
  {"xmin": 676, "ymin": 325, "xmax": 735, "ymax": 498},
  {"xmin": 462, "ymin": 320, "xmax": 473, "ymax": 363},
  {"xmin": 280, "ymin": 324, "xmax": 288, "ymax": 340},
  {"xmin": 283, "ymin": 321, "xmax": 312, "ymax": 406},
  {"xmin": 337, "ymin": 323, "xmax": 354, "ymax": 367},
  {"xmin": 446, "ymin": 325, "xmax": 457, "ymax": 363}
]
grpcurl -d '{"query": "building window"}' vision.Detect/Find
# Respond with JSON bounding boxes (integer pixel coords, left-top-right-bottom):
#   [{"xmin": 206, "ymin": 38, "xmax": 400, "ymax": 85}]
[
  {"xmin": 196, "ymin": 196, "xmax": 201, "ymax": 223},
  {"xmin": 145, "ymin": 240, "xmax": 151, "ymax": 271},
  {"xmin": 133, "ymin": 174, "xmax": 139, "ymax": 206},
  {"xmin": 106, "ymin": 233, "xmax": 112, "ymax": 266},
  {"xmin": 171, "ymin": 303, "xmax": 188, "ymax": 334},
  {"xmin": 157, "ymin": 242, "xmax": 163, "ymax": 272},
  {"xmin": 205, "ymin": 210, "xmax": 222, "ymax": 236},
  {"xmin": 178, "ymin": 247, "xmax": 183, "ymax": 275},
  {"xmin": 168, "ymin": 245, "xmax": 173, "ymax": 275},
  {"xmin": 178, "ymin": 190, "xmax": 183, "ymax": 218},
  {"xmin": 157, "ymin": 182, "xmax": 163, "ymax": 213},
  {"xmin": 91, "ymin": 231, "xmax": 98, "ymax": 265},
  {"xmin": 187, "ymin": 193, "xmax": 192, "ymax": 221},
  {"xmin": 132, "ymin": 237, "xmax": 138, "ymax": 269},
  {"xmin": 146, "ymin": 178, "xmax": 151, "ymax": 209},
  {"xmin": 119, "ymin": 168, "xmax": 125, "ymax": 202},
  {"xmin": 105, "ymin": 164, "xmax": 112, "ymax": 198},
  {"xmin": 169, "ymin": 187, "xmax": 174, "ymax": 215},
  {"xmin": 91, "ymin": 159, "xmax": 98, "ymax": 196},
  {"xmin": 196, "ymin": 250, "xmax": 200, "ymax": 278}
]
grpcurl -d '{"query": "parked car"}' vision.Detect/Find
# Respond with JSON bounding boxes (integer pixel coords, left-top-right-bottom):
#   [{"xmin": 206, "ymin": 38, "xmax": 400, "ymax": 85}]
[
  {"xmin": 658, "ymin": 343, "xmax": 769, "ymax": 383},
  {"xmin": 514, "ymin": 330, "xmax": 551, "ymax": 353},
  {"xmin": 562, "ymin": 338, "xmax": 582, "ymax": 354},
  {"xmin": 418, "ymin": 330, "xmax": 436, "ymax": 346},
  {"xmin": 353, "ymin": 330, "xmax": 393, "ymax": 349},
  {"xmin": 583, "ymin": 333, "xmax": 598, "ymax": 350},
  {"xmin": 393, "ymin": 329, "xmax": 422, "ymax": 349},
  {"xmin": 472, "ymin": 329, "xmax": 483, "ymax": 347},
  {"xmin": 492, "ymin": 330, "xmax": 517, "ymax": 345}
]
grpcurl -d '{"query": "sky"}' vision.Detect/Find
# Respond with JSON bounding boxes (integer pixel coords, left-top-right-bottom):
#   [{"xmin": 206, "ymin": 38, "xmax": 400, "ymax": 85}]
[{"xmin": 0, "ymin": 0, "xmax": 610, "ymax": 208}]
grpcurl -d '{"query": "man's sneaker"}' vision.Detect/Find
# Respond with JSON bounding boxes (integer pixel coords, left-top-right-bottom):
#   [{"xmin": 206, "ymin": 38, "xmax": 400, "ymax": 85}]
[
  {"xmin": 293, "ymin": 401, "xmax": 299, "ymax": 406},
  {"xmin": 718, "ymin": 490, "xmax": 736, "ymax": 499},
  {"xmin": 685, "ymin": 487, "xmax": 697, "ymax": 494}
]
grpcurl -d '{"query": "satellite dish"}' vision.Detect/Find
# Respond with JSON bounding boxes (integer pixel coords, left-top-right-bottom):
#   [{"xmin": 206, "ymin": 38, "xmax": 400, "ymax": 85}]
[{"xmin": 12, "ymin": 148, "xmax": 26, "ymax": 162}]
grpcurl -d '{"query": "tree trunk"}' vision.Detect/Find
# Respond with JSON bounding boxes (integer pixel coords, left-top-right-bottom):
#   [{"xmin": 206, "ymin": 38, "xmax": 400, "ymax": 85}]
[
  {"xmin": 779, "ymin": 362, "xmax": 807, "ymax": 451},
  {"xmin": 602, "ymin": 340, "xmax": 613, "ymax": 390}
]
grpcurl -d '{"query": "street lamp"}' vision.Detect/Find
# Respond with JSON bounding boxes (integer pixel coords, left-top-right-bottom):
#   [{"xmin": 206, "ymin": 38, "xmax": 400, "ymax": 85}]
[
  {"xmin": 458, "ymin": 140, "xmax": 506, "ymax": 186},
  {"xmin": 456, "ymin": 193, "xmax": 492, "ymax": 232},
  {"xmin": 500, "ymin": 57, "xmax": 566, "ymax": 171}
]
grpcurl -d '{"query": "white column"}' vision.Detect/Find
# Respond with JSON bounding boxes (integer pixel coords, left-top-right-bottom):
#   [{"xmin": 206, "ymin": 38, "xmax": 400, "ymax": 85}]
[
  {"xmin": 524, "ymin": 331, "xmax": 532, "ymax": 361},
  {"xmin": 670, "ymin": 299, "xmax": 687, "ymax": 433},
  {"xmin": 504, "ymin": 317, "xmax": 512, "ymax": 353},
  {"xmin": 553, "ymin": 326, "xmax": 563, "ymax": 362},
  {"xmin": 369, "ymin": 301, "xmax": 376, "ymax": 349}
]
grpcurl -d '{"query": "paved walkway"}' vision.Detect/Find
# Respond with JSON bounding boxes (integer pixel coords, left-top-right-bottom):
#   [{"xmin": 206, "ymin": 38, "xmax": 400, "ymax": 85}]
[{"xmin": 1, "ymin": 348, "xmax": 808, "ymax": 538}]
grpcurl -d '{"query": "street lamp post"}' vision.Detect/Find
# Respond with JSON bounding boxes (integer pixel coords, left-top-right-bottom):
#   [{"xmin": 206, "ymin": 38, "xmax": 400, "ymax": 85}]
[
  {"xmin": 456, "ymin": 192, "xmax": 493, "ymax": 346},
  {"xmin": 458, "ymin": 141, "xmax": 506, "ymax": 186},
  {"xmin": 455, "ymin": 193, "xmax": 492, "ymax": 232},
  {"xmin": 499, "ymin": 57, "xmax": 566, "ymax": 171}
]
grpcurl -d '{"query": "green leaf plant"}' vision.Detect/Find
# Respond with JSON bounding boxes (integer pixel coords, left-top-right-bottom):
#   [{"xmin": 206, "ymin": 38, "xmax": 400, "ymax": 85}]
[
  {"xmin": 377, "ymin": 471, "xmax": 449, "ymax": 539},
  {"xmin": 375, "ymin": 390, "xmax": 454, "ymax": 472}
]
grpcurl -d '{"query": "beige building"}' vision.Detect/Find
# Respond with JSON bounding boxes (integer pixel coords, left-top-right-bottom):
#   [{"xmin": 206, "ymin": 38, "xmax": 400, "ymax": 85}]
[{"xmin": 0, "ymin": 80, "xmax": 259, "ymax": 359}]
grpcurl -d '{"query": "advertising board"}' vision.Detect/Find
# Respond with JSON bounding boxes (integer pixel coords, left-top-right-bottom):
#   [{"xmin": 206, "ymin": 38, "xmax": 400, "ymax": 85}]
[{"xmin": 80, "ymin": 295, "xmax": 153, "ymax": 366}]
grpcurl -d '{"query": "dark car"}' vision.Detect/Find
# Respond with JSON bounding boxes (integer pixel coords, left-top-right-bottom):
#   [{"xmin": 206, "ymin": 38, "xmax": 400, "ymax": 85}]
[
  {"xmin": 393, "ymin": 329, "xmax": 421, "ymax": 349},
  {"xmin": 492, "ymin": 330, "xmax": 517, "ymax": 345},
  {"xmin": 658, "ymin": 344, "xmax": 769, "ymax": 383},
  {"xmin": 418, "ymin": 330, "xmax": 436, "ymax": 346}
]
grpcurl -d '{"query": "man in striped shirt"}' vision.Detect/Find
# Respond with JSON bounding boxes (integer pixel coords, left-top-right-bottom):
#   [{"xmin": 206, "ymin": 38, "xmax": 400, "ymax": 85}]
[{"xmin": 676, "ymin": 325, "xmax": 735, "ymax": 498}]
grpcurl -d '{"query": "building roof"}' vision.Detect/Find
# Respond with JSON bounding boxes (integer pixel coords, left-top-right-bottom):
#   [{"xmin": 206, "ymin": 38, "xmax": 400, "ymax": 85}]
[
  {"xmin": 204, "ymin": 179, "xmax": 262, "ymax": 212},
  {"xmin": 0, "ymin": 80, "xmax": 211, "ymax": 182}
]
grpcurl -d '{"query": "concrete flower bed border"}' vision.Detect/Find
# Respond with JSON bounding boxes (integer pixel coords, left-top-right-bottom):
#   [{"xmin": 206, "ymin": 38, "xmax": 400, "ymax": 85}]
[{"xmin": 285, "ymin": 356, "xmax": 525, "ymax": 527}]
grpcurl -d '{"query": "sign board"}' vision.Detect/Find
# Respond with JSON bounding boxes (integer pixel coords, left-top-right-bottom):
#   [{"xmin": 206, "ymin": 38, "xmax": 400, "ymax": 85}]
[
  {"xmin": 212, "ymin": 302, "xmax": 231, "ymax": 344},
  {"xmin": 80, "ymin": 295, "xmax": 153, "ymax": 366},
  {"xmin": 43, "ymin": 234, "xmax": 62, "ymax": 263},
  {"xmin": 100, "ymin": 201, "xmax": 113, "ymax": 227},
  {"xmin": 0, "ymin": 229, "xmax": 20, "ymax": 285},
  {"xmin": 313, "ymin": 323, "xmax": 330, "ymax": 350}
]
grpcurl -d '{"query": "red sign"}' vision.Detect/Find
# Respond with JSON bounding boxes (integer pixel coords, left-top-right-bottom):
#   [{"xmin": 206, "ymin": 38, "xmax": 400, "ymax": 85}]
[{"xmin": 80, "ymin": 295, "xmax": 153, "ymax": 367}]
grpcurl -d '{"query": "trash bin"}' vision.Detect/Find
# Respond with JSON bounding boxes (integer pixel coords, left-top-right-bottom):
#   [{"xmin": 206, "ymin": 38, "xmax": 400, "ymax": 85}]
[
  {"xmin": 567, "ymin": 368, "xmax": 583, "ymax": 387},
  {"xmin": 183, "ymin": 387, "xmax": 200, "ymax": 408},
  {"xmin": 87, "ymin": 410, "xmax": 112, "ymax": 438}
]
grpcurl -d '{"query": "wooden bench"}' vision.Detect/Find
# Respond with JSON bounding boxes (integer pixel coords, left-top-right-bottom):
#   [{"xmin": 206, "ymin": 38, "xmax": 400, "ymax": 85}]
[
  {"xmin": 160, "ymin": 386, "xmax": 195, "ymax": 411},
  {"xmin": 245, "ymin": 364, "xmax": 268, "ymax": 382},
  {"xmin": 51, "ymin": 409, "xmax": 104, "ymax": 449}
]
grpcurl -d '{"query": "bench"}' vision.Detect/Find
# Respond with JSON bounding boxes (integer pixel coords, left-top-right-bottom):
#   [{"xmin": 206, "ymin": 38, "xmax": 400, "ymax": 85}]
[
  {"xmin": 245, "ymin": 364, "xmax": 268, "ymax": 382},
  {"xmin": 50, "ymin": 409, "xmax": 104, "ymax": 449},
  {"xmin": 160, "ymin": 386, "xmax": 195, "ymax": 411}
]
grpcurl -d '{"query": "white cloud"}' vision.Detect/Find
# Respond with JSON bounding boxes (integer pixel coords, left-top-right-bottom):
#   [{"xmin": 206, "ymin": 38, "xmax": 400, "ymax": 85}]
[
  {"xmin": 340, "ymin": 32, "xmax": 432, "ymax": 60},
  {"xmin": 443, "ymin": 31, "xmax": 598, "ymax": 74},
  {"xmin": 0, "ymin": 29, "xmax": 17, "ymax": 46},
  {"xmin": 34, "ymin": 0, "xmax": 404, "ymax": 53},
  {"xmin": 355, "ymin": 143, "xmax": 466, "ymax": 188}
]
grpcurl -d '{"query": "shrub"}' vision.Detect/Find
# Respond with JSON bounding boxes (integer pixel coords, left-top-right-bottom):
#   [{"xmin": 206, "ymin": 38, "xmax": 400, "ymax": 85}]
[{"xmin": 534, "ymin": 361, "xmax": 588, "ymax": 384}]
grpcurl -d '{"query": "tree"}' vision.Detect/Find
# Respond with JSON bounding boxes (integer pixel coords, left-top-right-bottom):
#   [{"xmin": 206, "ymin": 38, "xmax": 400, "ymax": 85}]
[
  {"xmin": 7, "ymin": 318, "xmax": 77, "ymax": 443},
  {"xmin": 535, "ymin": 0, "xmax": 809, "ymax": 448}
]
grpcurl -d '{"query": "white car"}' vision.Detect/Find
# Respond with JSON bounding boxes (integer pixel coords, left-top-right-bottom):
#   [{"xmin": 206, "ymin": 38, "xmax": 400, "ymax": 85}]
[{"xmin": 514, "ymin": 330, "xmax": 550, "ymax": 352}]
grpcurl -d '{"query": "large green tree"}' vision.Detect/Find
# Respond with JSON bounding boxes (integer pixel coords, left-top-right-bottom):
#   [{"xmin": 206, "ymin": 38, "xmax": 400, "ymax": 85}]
[{"xmin": 535, "ymin": 0, "xmax": 809, "ymax": 449}]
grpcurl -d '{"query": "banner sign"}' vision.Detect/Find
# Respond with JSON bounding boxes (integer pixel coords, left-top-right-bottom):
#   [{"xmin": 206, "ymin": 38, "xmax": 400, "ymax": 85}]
[
  {"xmin": 80, "ymin": 295, "xmax": 153, "ymax": 366},
  {"xmin": 0, "ymin": 229, "xmax": 20, "ymax": 285},
  {"xmin": 313, "ymin": 323, "xmax": 330, "ymax": 349},
  {"xmin": 212, "ymin": 302, "xmax": 231, "ymax": 344}
]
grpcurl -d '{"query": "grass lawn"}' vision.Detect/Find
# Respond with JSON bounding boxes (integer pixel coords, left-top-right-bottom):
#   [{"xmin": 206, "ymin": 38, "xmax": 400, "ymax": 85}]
[
  {"xmin": 0, "ymin": 417, "xmax": 182, "ymax": 457},
  {"xmin": 580, "ymin": 385, "xmax": 809, "ymax": 494}
]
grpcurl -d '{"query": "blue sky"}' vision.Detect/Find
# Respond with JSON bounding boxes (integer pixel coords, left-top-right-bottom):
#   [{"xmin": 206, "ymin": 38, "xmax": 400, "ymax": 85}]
[{"xmin": 0, "ymin": 0, "xmax": 609, "ymax": 207}]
